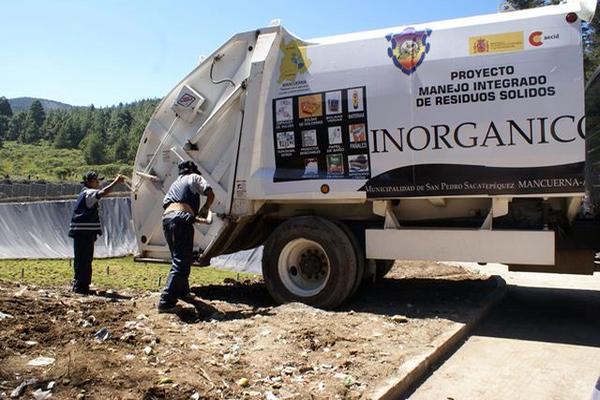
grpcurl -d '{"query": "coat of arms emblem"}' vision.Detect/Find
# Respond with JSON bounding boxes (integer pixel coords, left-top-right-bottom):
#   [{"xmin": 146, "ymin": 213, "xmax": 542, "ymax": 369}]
[{"xmin": 386, "ymin": 28, "xmax": 432, "ymax": 75}]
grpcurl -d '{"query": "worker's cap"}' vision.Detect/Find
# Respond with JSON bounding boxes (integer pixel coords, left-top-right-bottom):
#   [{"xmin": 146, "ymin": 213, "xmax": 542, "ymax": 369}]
[
  {"xmin": 177, "ymin": 160, "xmax": 199, "ymax": 175},
  {"xmin": 82, "ymin": 171, "xmax": 104, "ymax": 184}
]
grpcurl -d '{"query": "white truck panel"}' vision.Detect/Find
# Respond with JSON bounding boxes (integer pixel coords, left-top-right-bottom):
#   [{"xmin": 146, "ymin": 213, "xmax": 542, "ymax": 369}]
[
  {"xmin": 365, "ymin": 229, "xmax": 556, "ymax": 265},
  {"xmin": 255, "ymin": 5, "xmax": 585, "ymax": 200}
]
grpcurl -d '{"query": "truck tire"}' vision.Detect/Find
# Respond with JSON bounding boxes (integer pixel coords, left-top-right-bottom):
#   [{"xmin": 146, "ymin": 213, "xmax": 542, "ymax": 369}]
[
  {"xmin": 333, "ymin": 221, "xmax": 364, "ymax": 298},
  {"xmin": 262, "ymin": 216, "xmax": 358, "ymax": 309},
  {"xmin": 375, "ymin": 260, "xmax": 394, "ymax": 279},
  {"xmin": 363, "ymin": 259, "xmax": 395, "ymax": 281}
]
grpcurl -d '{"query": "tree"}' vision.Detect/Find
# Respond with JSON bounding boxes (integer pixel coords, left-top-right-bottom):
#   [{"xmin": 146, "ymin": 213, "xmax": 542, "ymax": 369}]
[
  {"xmin": 0, "ymin": 115, "xmax": 9, "ymax": 140},
  {"xmin": 582, "ymin": 13, "xmax": 600, "ymax": 79},
  {"xmin": 83, "ymin": 132, "xmax": 107, "ymax": 164},
  {"xmin": 505, "ymin": 0, "xmax": 545, "ymax": 8},
  {"xmin": 0, "ymin": 97, "xmax": 13, "ymax": 117},
  {"xmin": 21, "ymin": 113, "xmax": 42, "ymax": 143},
  {"xmin": 112, "ymin": 134, "xmax": 130, "ymax": 163},
  {"xmin": 53, "ymin": 116, "xmax": 82, "ymax": 148},
  {"xmin": 505, "ymin": 0, "xmax": 560, "ymax": 9},
  {"xmin": 8, "ymin": 113, "xmax": 25, "ymax": 141},
  {"xmin": 19, "ymin": 100, "xmax": 47, "ymax": 143},
  {"xmin": 28, "ymin": 100, "xmax": 46, "ymax": 129},
  {"xmin": 127, "ymin": 120, "xmax": 145, "ymax": 162},
  {"xmin": 110, "ymin": 109, "xmax": 133, "ymax": 133}
]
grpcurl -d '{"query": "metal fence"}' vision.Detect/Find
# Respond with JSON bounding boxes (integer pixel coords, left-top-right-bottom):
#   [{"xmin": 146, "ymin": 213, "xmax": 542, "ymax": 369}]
[{"xmin": 0, "ymin": 182, "xmax": 130, "ymax": 203}]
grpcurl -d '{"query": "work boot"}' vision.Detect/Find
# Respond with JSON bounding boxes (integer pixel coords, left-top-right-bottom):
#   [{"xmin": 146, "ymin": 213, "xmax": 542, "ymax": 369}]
[
  {"xmin": 73, "ymin": 287, "xmax": 95, "ymax": 296},
  {"xmin": 157, "ymin": 303, "xmax": 179, "ymax": 314},
  {"xmin": 179, "ymin": 294, "xmax": 223, "ymax": 318}
]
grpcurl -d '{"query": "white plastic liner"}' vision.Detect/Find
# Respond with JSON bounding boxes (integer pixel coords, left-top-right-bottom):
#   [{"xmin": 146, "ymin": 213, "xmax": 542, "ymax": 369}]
[
  {"xmin": 0, "ymin": 198, "xmax": 263, "ymax": 274},
  {"xmin": 211, "ymin": 246, "xmax": 263, "ymax": 275},
  {"xmin": 0, "ymin": 198, "xmax": 137, "ymax": 259}
]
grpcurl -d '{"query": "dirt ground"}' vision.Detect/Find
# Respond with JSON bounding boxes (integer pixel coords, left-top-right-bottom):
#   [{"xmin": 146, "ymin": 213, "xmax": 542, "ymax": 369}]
[{"xmin": 0, "ymin": 261, "xmax": 496, "ymax": 400}]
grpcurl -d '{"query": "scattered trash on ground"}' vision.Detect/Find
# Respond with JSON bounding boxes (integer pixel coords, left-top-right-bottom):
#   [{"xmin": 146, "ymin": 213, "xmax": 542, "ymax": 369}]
[
  {"xmin": 93, "ymin": 327, "xmax": 110, "ymax": 342},
  {"xmin": 0, "ymin": 262, "xmax": 495, "ymax": 399},
  {"xmin": 0, "ymin": 311, "xmax": 13, "ymax": 320},
  {"xmin": 10, "ymin": 378, "xmax": 38, "ymax": 398},
  {"xmin": 26, "ymin": 357, "xmax": 55, "ymax": 367}
]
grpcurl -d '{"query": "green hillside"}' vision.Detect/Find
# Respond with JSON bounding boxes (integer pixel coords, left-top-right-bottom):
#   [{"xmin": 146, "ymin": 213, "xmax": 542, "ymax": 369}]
[
  {"xmin": 0, "ymin": 141, "xmax": 132, "ymax": 182},
  {"xmin": 0, "ymin": 97, "xmax": 159, "ymax": 182}
]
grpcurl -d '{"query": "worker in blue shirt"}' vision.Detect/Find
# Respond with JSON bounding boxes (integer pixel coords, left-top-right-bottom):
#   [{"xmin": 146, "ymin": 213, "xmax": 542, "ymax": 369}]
[
  {"xmin": 158, "ymin": 160, "xmax": 215, "ymax": 313},
  {"xmin": 69, "ymin": 172, "xmax": 124, "ymax": 294}
]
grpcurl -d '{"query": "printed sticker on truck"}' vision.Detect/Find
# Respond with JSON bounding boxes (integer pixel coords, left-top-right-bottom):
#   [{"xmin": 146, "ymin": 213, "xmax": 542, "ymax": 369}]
[
  {"xmin": 469, "ymin": 32, "xmax": 524, "ymax": 55},
  {"xmin": 272, "ymin": 87, "xmax": 371, "ymax": 182},
  {"xmin": 386, "ymin": 28, "xmax": 432, "ymax": 75}
]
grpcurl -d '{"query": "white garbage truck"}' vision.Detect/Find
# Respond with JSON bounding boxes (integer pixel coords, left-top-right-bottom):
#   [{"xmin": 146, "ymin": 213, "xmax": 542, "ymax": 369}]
[{"xmin": 131, "ymin": 0, "xmax": 600, "ymax": 307}]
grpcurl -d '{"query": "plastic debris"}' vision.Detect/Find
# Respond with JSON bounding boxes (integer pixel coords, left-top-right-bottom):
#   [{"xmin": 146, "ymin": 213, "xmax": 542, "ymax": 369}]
[
  {"xmin": 0, "ymin": 311, "xmax": 13, "ymax": 320},
  {"xmin": 26, "ymin": 357, "xmax": 55, "ymax": 367},
  {"xmin": 32, "ymin": 388, "xmax": 52, "ymax": 400},
  {"xmin": 157, "ymin": 377, "xmax": 173, "ymax": 385},
  {"xmin": 10, "ymin": 378, "xmax": 37, "ymax": 398},
  {"xmin": 78, "ymin": 319, "xmax": 92, "ymax": 328},
  {"xmin": 190, "ymin": 393, "xmax": 200, "ymax": 400},
  {"xmin": 237, "ymin": 377, "xmax": 249, "ymax": 387},
  {"xmin": 94, "ymin": 327, "xmax": 110, "ymax": 342},
  {"xmin": 265, "ymin": 392, "xmax": 278, "ymax": 400}
]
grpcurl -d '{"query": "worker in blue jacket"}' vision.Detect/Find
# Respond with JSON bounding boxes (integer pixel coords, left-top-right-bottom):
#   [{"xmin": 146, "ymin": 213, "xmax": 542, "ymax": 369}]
[
  {"xmin": 69, "ymin": 172, "xmax": 124, "ymax": 294},
  {"xmin": 158, "ymin": 160, "xmax": 214, "ymax": 313}
]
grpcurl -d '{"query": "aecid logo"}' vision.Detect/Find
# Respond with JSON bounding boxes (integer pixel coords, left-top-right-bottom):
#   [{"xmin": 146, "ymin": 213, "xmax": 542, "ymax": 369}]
[
  {"xmin": 386, "ymin": 28, "xmax": 432, "ymax": 75},
  {"xmin": 529, "ymin": 31, "xmax": 560, "ymax": 47},
  {"xmin": 529, "ymin": 31, "xmax": 543, "ymax": 46}
]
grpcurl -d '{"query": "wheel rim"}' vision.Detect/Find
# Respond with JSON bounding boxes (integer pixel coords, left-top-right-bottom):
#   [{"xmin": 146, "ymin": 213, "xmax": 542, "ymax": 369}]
[{"xmin": 277, "ymin": 238, "xmax": 330, "ymax": 297}]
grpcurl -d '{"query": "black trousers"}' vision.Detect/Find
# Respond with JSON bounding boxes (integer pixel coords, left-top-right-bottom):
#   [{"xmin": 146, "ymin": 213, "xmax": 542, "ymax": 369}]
[
  {"xmin": 159, "ymin": 212, "xmax": 195, "ymax": 307},
  {"xmin": 72, "ymin": 233, "xmax": 96, "ymax": 292}
]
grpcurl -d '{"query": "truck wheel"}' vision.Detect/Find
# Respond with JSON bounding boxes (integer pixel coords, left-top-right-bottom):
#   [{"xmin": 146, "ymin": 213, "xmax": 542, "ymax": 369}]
[
  {"xmin": 262, "ymin": 216, "xmax": 358, "ymax": 309},
  {"xmin": 375, "ymin": 260, "xmax": 395, "ymax": 279},
  {"xmin": 333, "ymin": 221, "xmax": 364, "ymax": 298},
  {"xmin": 364, "ymin": 259, "xmax": 395, "ymax": 281}
]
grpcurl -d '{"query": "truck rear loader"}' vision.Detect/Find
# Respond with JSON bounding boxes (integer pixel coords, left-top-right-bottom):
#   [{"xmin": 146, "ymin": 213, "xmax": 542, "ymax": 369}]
[{"xmin": 131, "ymin": 0, "xmax": 600, "ymax": 308}]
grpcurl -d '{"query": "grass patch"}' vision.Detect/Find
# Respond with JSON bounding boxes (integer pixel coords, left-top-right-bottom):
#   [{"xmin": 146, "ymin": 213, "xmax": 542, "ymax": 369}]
[{"xmin": 0, "ymin": 257, "xmax": 257, "ymax": 291}]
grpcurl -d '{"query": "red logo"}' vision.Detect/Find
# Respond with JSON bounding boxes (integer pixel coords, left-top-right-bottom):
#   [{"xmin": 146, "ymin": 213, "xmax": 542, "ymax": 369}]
[
  {"xmin": 529, "ymin": 31, "xmax": 543, "ymax": 47},
  {"xmin": 177, "ymin": 93, "xmax": 196, "ymax": 108}
]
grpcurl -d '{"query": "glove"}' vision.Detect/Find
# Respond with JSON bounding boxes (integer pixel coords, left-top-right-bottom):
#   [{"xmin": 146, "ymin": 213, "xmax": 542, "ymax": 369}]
[{"xmin": 197, "ymin": 205, "xmax": 209, "ymax": 219}]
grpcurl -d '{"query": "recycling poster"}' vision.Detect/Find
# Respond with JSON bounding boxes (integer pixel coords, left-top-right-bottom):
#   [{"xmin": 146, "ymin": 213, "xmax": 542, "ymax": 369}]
[{"xmin": 272, "ymin": 87, "xmax": 371, "ymax": 182}]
